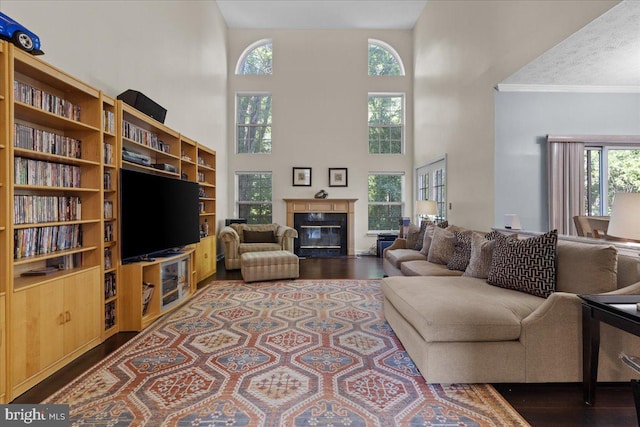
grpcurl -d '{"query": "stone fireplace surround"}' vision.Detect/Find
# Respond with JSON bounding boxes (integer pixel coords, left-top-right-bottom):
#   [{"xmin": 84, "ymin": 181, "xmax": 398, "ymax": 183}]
[{"xmin": 284, "ymin": 199, "xmax": 357, "ymax": 256}]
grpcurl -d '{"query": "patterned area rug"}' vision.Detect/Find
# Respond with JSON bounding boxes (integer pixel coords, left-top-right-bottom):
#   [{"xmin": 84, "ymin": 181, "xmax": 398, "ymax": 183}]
[{"xmin": 45, "ymin": 279, "xmax": 530, "ymax": 426}]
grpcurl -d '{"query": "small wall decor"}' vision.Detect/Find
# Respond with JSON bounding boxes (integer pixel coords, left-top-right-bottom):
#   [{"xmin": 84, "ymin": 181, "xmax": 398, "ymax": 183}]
[
  {"xmin": 329, "ymin": 168, "xmax": 348, "ymax": 187},
  {"xmin": 314, "ymin": 189, "xmax": 329, "ymax": 199},
  {"xmin": 293, "ymin": 167, "xmax": 312, "ymax": 186}
]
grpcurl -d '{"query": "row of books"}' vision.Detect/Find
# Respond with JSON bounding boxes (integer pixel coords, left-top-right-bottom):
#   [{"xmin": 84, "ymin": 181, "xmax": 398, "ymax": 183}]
[
  {"xmin": 123, "ymin": 120, "xmax": 169, "ymax": 152},
  {"xmin": 14, "ymin": 80, "xmax": 81, "ymax": 121},
  {"xmin": 14, "ymin": 195, "xmax": 81, "ymax": 224},
  {"xmin": 104, "ymin": 171, "xmax": 112, "ymax": 190},
  {"xmin": 104, "ymin": 142, "xmax": 114, "ymax": 165},
  {"xmin": 103, "ymin": 110, "xmax": 115, "ymax": 134},
  {"xmin": 105, "ymin": 247, "xmax": 112, "ymax": 269},
  {"xmin": 14, "ymin": 224, "xmax": 82, "ymax": 259},
  {"xmin": 105, "ymin": 271, "xmax": 116, "ymax": 299},
  {"xmin": 104, "ymin": 200, "xmax": 114, "ymax": 219},
  {"xmin": 47, "ymin": 252, "xmax": 83, "ymax": 270},
  {"xmin": 105, "ymin": 300, "xmax": 116, "ymax": 330},
  {"xmin": 14, "ymin": 123, "xmax": 82, "ymax": 159},
  {"xmin": 104, "ymin": 222, "xmax": 114, "ymax": 242},
  {"xmin": 14, "ymin": 156, "xmax": 82, "ymax": 188}
]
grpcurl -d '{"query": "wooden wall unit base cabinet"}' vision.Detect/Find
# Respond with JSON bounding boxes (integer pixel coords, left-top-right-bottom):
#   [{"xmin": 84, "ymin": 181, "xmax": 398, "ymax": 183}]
[
  {"xmin": 121, "ymin": 250, "xmax": 195, "ymax": 331},
  {"xmin": 196, "ymin": 235, "xmax": 216, "ymax": 283},
  {"xmin": 9, "ymin": 267, "xmax": 101, "ymax": 398},
  {"xmin": 0, "ymin": 294, "xmax": 5, "ymax": 404}
]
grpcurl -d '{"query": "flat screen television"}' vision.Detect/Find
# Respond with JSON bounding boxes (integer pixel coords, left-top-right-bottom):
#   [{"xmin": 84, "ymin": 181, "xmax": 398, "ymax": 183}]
[{"xmin": 120, "ymin": 168, "xmax": 200, "ymax": 262}]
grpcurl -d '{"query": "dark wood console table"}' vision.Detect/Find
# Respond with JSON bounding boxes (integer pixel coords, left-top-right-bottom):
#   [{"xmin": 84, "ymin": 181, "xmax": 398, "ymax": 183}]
[{"xmin": 579, "ymin": 294, "xmax": 640, "ymax": 406}]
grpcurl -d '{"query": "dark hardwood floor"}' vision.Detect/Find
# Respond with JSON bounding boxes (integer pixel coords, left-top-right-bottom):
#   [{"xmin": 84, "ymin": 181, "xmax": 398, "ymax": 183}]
[{"xmin": 12, "ymin": 256, "xmax": 638, "ymax": 426}]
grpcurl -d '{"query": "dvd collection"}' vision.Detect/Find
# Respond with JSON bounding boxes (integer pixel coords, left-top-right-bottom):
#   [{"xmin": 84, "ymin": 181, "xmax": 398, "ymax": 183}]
[
  {"xmin": 104, "ymin": 271, "xmax": 116, "ymax": 299},
  {"xmin": 105, "ymin": 300, "xmax": 116, "ymax": 330},
  {"xmin": 104, "ymin": 170, "xmax": 112, "ymax": 190},
  {"xmin": 14, "ymin": 123, "xmax": 82, "ymax": 158},
  {"xmin": 46, "ymin": 252, "xmax": 83, "ymax": 270},
  {"xmin": 104, "ymin": 200, "xmax": 113, "ymax": 219},
  {"xmin": 103, "ymin": 110, "xmax": 115, "ymax": 134},
  {"xmin": 104, "ymin": 222, "xmax": 113, "ymax": 242},
  {"xmin": 14, "ymin": 80, "xmax": 81, "ymax": 121},
  {"xmin": 104, "ymin": 247, "xmax": 112, "ymax": 269},
  {"xmin": 14, "ymin": 195, "xmax": 81, "ymax": 224},
  {"xmin": 14, "ymin": 157, "xmax": 81, "ymax": 188},
  {"xmin": 14, "ymin": 224, "xmax": 82, "ymax": 259},
  {"xmin": 103, "ymin": 142, "xmax": 114, "ymax": 165},
  {"xmin": 122, "ymin": 120, "xmax": 167, "ymax": 152}
]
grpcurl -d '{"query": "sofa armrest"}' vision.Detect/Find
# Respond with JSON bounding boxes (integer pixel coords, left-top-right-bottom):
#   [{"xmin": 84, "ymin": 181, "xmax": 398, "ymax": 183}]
[
  {"xmin": 219, "ymin": 226, "xmax": 239, "ymax": 243},
  {"xmin": 385, "ymin": 238, "xmax": 407, "ymax": 252},
  {"xmin": 276, "ymin": 225, "xmax": 298, "ymax": 252},
  {"xmin": 219, "ymin": 226, "xmax": 241, "ymax": 269}
]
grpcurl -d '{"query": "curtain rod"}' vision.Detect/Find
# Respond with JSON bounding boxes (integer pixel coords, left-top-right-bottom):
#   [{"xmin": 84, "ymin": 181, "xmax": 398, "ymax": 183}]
[{"xmin": 547, "ymin": 135, "xmax": 640, "ymax": 144}]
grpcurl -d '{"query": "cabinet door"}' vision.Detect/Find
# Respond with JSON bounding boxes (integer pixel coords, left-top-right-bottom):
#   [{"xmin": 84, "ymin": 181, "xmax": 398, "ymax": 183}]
[
  {"xmin": 196, "ymin": 236, "xmax": 216, "ymax": 282},
  {"xmin": 64, "ymin": 268, "xmax": 101, "ymax": 354},
  {"xmin": 11, "ymin": 281, "xmax": 65, "ymax": 387}
]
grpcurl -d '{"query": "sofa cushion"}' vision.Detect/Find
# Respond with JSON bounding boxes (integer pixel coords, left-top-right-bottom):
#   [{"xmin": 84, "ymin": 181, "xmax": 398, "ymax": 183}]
[
  {"xmin": 488, "ymin": 230, "xmax": 558, "ymax": 298},
  {"xmin": 405, "ymin": 224, "xmax": 421, "ymax": 249},
  {"xmin": 447, "ymin": 230, "xmax": 474, "ymax": 271},
  {"xmin": 243, "ymin": 230, "xmax": 277, "ymax": 243},
  {"xmin": 414, "ymin": 220, "xmax": 430, "ymax": 251},
  {"xmin": 386, "ymin": 248, "xmax": 427, "ymax": 269},
  {"xmin": 555, "ymin": 240, "xmax": 618, "ymax": 294},
  {"xmin": 427, "ymin": 227, "xmax": 457, "ymax": 264},
  {"xmin": 232, "ymin": 223, "xmax": 279, "ymax": 243},
  {"xmin": 400, "ymin": 260, "xmax": 465, "ymax": 277},
  {"xmin": 238, "ymin": 243, "xmax": 282, "ymax": 254},
  {"xmin": 382, "ymin": 276, "xmax": 544, "ymax": 342},
  {"xmin": 463, "ymin": 232, "xmax": 497, "ymax": 279}
]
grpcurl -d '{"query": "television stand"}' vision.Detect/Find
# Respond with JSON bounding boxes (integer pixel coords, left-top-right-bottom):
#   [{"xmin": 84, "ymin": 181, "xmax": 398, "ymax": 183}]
[{"xmin": 121, "ymin": 249, "xmax": 195, "ymax": 331}]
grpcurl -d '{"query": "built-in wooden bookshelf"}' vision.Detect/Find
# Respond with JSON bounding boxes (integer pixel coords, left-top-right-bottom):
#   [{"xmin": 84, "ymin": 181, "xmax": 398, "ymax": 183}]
[
  {"xmin": 6, "ymin": 43, "xmax": 102, "ymax": 399},
  {"xmin": 0, "ymin": 40, "xmax": 8, "ymax": 404},
  {"xmin": 102, "ymin": 94, "xmax": 119, "ymax": 339},
  {"xmin": 195, "ymin": 144, "xmax": 216, "ymax": 281}
]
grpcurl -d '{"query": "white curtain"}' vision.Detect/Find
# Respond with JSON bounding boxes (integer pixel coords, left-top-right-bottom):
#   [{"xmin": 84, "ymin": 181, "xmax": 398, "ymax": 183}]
[{"xmin": 547, "ymin": 138, "xmax": 584, "ymax": 235}]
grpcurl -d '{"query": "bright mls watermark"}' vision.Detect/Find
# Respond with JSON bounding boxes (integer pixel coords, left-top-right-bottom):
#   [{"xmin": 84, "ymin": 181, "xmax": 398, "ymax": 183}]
[{"xmin": 0, "ymin": 405, "xmax": 69, "ymax": 426}]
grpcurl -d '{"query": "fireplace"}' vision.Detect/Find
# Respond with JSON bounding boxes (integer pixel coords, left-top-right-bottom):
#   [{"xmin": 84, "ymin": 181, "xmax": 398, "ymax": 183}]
[
  {"xmin": 284, "ymin": 198, "xmax": 357, "ymax": 256},
  {"xmin": 294, "ymin": 213, "xmax": 347, "ymax": 257}
]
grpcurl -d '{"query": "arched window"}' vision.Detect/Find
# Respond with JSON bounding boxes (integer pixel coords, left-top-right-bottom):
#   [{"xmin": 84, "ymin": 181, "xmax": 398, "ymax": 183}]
[
  {"xmin": 236, "ymin": 39, "xmax": 273, "ymax": 75},
  {"xmin": 368, "ymin": 39, "xmax": 404, "ymax": 76}
]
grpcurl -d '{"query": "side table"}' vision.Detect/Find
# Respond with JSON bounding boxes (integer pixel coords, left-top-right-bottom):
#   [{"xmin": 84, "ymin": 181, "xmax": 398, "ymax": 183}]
[{"xmin": 579, "ymin": 294, "xmax": 640, "ymax": 407}]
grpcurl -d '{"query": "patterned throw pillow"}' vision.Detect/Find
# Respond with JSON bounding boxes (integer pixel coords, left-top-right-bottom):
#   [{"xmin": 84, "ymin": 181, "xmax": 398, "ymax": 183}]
[
  {"xmin": 463, "ymin": 232, "xmax": 497, "ymax": 279},
  {"xmin": 447, "ymin": 230, "xmax": 474, "ymax": 271},
  {"xmin": 427, "ymin": 226, "xmax": 457, "ymax": 265},
  {"xmin": 487, "ymin": 230, "xmax": 558, "ymax": 298},
  {"xmin": 405, "ymin": 224, "xmax": 421, "ymax": 249},
  {"xmin": 419, "ymin": 224, "xmax": 437, "ymax": 256},
  {"xmin": 414, "ymin": 220, "xmax": 432, "ymax": 251}
]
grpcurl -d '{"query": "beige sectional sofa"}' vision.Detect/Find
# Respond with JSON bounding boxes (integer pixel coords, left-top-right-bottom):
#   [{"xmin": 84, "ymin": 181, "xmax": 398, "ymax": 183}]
[{"xmin": 382, "ymin": 226, "xmax": 640, "ymax": 384}]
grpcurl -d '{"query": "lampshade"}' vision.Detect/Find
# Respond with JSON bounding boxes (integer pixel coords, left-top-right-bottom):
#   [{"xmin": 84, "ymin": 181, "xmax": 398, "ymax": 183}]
[
  {"xmin": 607, "ymin": 192, "xmax": 640, "ymax": 241},
  {"xmin": 416, "ymin": 200, "xmax": 438, "ymax": 216}
]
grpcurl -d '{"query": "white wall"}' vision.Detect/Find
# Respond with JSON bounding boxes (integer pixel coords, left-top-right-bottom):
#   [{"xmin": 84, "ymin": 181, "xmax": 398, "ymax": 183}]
[
  {"xmin": 0, "ymin": 0, "xmax": 229, "ymax": 235},
  {"xmin": 495, "ymin": 91, "xmax": 640, "ymax": 232},
  {"xmin": 413, "ymin": 0, "xmax": 617, "ymax": 231},
  {"xmin": 227, "ymin": 29, "xmax": 413, "ymax": 254}
]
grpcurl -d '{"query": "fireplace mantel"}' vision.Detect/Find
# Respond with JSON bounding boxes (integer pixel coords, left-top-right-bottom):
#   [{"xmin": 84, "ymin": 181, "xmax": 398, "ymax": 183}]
[{"xmin": 284, "ymin": 199, "xmax": 357, "ymax": 256}]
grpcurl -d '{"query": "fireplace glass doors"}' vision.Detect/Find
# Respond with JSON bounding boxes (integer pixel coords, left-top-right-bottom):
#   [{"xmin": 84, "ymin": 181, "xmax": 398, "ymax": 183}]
[{"xmin": 294, "ymin": 213, "xmax": 347, "ymax": 257}]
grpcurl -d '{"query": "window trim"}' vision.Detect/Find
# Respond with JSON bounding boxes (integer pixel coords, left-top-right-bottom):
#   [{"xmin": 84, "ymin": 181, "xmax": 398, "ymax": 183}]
[
  {"xmin": 235, "ymin": 38, "xmax": 273, "ymax": 75},
  {"xmin": 235, "ymin": 92, "xmax": 273, "ymax": 154},
  {"xmin": 367, "ymin": 171, "xmax": 405, "ymax": 233},
  {"xmin": 368, "ymin": 92, "xmax": 405, "ymax": 155},
  {"xmin": 368, "ymin": 39, "xmax": 405, "ymax": 76}
]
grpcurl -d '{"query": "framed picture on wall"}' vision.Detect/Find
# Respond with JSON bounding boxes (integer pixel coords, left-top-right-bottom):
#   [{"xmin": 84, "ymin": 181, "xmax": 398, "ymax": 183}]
[
  {"xmin": 329, "ymin": 168, "xmax": 348, "ymax": 187},
  {"xmin": 293, "ymin": 167, "xmax": 312, "ymax": 186}
]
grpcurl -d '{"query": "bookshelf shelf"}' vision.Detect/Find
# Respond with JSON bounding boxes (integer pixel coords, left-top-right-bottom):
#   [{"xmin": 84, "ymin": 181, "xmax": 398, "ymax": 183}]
[
  {"xmin": 14, "ymin": 103, "xmax": 100, "ymax": 132},
  {"xmin": 13, "ymin": 148, "xmax": 101, "ymax": 167},
  {"xmin": 13, "ymin": 219, "xmax": 101, "ymax": 229}
]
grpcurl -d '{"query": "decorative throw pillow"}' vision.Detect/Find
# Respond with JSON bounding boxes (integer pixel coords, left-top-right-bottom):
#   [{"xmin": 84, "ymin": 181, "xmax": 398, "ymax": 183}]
[
  {"xmin": 487, "ymin": 230, "xmax": 558, "ymax": 298},
  {"xmin": 243, "ymin": 230, "xmax": 277, "ymax": 243},
  {"xmin": 427, "ymin": 226, "xmax": 457, "ymax": 265},
  {"xmin": 463, "ymin": 232, "xmax": 498, "ymax": 279},
  {"xmin": 447, "ymin": 230, "xmax": 474, "ymax": 271},
  {"xmin": 419, "ymin": 224, "xmax": 437, "ymax": 256},
  {"xmin": 437, "ymin": 220, "xmax": 449, "ymax": 229},
  {"xmin": 405, "ymin": 224, "xmax": 421, "ymax": 249},
  {"xmin": 414, "ymin": 220, "xmax": 432, "ymax": 251}
]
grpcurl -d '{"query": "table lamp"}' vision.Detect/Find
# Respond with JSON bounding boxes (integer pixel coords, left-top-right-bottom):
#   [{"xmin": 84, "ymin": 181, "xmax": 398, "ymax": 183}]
[
  {"xmin": 416, "ymin": 200, "xmax": 438, "ymax": 224},
  {"xmin": 607, "ymin": 192, "xmax": 640, "ymax": 242}
]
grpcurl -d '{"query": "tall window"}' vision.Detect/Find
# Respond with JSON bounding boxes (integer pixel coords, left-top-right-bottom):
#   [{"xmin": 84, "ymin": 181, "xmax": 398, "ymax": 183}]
[
  {"xmin": 584, "ymin": 146, "xmax": 640, "ymax": 215},
  {"xmin": 368, "ymin": 39, "xmax": 404, "ymax": 76},
  {"xmin": 416, "ymin": 158, "xmax": 447, "ymax": 221},
  {"xmin": 236, "ymin": 94, "xmax": 272, "ymax": 154},
  {"xmin": 236, "ymin": 39, "xmax": 273, "ymax": 75},
  {"xmin": 237, "ymin": 172, "xmax": 272, "ymax": 224},
  {"xmin": 368, "ymin": 94, "xmax": 404, "ymax": 154},
  {"xmin": 368, "ymin": 173, "xmax": 404, "ymax": 232}
]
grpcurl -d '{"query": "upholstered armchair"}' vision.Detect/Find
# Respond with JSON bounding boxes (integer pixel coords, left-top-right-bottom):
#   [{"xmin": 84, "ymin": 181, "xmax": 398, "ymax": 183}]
[{"xmin": 219, "ymin": 223, "xmax": 298, "ymax": 270}]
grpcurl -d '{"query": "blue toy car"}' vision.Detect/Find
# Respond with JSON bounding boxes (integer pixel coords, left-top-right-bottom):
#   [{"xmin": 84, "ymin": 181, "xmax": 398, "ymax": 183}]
[{"xmin": 0, "ymin": 12, "xmax": 43, "ymax": 55}]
